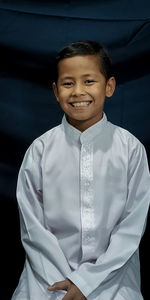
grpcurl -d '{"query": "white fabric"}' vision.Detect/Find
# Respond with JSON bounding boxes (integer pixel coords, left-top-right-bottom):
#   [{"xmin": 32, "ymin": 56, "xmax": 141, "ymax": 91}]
[{"xmin": 12, "ymin": 113, "xmax": 150, "ymax": 300}]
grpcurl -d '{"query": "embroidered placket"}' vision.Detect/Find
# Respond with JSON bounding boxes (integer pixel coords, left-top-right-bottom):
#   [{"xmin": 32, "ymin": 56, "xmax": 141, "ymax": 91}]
[{"xmin": 80, "ymin": 142, "xmax": 96, "ymax": 261}]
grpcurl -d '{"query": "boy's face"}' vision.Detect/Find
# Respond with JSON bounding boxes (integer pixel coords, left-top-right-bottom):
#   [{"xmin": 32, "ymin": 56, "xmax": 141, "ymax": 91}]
[{"xmin": 53, "ymin": 55, "xmax": 115, "ymax": 132}]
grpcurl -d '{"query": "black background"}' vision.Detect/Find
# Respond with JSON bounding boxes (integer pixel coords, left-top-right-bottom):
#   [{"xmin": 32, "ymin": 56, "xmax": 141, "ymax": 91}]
[{"xmin": 0, "ymin": 1, "xmax": 150, "ymax": 299}]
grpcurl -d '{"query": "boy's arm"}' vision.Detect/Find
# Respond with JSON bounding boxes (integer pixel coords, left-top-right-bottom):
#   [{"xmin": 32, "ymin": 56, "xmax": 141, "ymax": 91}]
[
  {"xmin": 66, "ymin": 143, "xmax": 150, "ymax": 298},
  {"xmin": 17, "ymin": 143, "xmax": 72, "ymax": 288}
]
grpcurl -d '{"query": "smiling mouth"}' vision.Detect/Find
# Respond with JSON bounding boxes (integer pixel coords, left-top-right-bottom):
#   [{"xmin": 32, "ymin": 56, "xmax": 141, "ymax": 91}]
[{"xmin": 70, "ymin": 101, "xmax": 92, "ymax": 107}]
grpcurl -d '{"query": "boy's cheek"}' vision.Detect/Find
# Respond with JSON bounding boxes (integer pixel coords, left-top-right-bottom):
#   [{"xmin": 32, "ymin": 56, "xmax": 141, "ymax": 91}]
[
  {"xmin": 59, "ymin": 91, "xmax": 71, "ymax": 99},
  {"xmin": 57, "ymin": 86, "xmax": 68, "ymax": 94}
]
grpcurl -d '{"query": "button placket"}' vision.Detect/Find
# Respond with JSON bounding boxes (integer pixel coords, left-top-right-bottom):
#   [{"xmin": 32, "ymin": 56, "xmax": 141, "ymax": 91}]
[{"xmin": 80, "ymin": 142, "xmax": 96, "ymax": 261}]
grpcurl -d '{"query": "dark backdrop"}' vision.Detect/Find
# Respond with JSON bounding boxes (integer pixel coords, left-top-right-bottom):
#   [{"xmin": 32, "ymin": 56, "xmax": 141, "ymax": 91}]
[{"xmin": 0, "ymin": 1, "xmax": 150, "ymax": 299}]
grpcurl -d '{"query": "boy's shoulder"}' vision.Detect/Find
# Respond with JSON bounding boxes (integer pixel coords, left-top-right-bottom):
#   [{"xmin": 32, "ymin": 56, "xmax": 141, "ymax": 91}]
[
  {"xmin": 35, "ymin": 123, "xmax": 62, "ymax": 143},
  {"xmin": 26, "ymin": 123, "xmax": 62, "ymax": 159},
  {"xmin": 107, "ymin": 120, "xmax": 144, "ymax": 151}
]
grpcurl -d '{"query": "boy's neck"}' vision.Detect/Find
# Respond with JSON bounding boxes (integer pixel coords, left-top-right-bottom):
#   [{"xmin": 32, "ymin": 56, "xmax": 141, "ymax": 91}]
[{"xmin": 66, "ymin": 113, "xmax": 103, "ymax": 132}]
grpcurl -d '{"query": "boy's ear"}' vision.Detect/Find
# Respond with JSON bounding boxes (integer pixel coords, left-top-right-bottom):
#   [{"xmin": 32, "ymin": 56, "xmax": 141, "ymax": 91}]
[
  {"xmin": 106, "ymin": 77, "xmax": 116, "ymax": 98},
  {"xmin": 52, "ymin": 82, "xmax": 59, "ymax": 102}
]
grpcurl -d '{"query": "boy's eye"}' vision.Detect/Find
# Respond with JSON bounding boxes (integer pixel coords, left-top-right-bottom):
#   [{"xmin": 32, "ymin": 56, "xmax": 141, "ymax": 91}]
[
  {"xmin": 63, "ymin": 82, "xmax": 73, "ymax": 86},
  {"xmin": 85, "ymin": 80, "xmax": 95, "ymax": 84}
]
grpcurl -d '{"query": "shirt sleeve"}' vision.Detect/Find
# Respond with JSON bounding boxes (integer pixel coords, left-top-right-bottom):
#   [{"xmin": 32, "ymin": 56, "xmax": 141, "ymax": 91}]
[
  {"xmin": 17, "ymin": 141, "xmax": 72, "ymax": 287},
  {"xmin": 67, "ymin": 141, "xmax": 150, "ymax": 298}
]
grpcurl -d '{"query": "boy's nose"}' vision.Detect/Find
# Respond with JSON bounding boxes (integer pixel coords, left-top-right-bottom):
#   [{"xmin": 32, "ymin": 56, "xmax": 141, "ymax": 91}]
[{"xmin": 71, "ymin": 83, "xmax": 86, "ymax": 96}]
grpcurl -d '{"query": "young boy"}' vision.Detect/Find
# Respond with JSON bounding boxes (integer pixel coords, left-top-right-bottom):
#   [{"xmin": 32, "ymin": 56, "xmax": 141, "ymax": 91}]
[{"xmin": 12, "ymin": 41, "xmax": 149, "ymax": 300}]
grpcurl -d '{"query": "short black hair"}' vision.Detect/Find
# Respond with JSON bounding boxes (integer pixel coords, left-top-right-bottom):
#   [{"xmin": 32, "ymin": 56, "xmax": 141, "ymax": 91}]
[{"xmin": 54, "ymin": 40, "xmax": 112, "ymax": 82}]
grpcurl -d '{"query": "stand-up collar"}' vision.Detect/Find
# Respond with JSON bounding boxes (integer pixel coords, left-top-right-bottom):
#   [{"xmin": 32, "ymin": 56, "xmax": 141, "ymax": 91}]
[{"xmin": 61, "ymin": 113, "xmax": 107, "ymax": 144}]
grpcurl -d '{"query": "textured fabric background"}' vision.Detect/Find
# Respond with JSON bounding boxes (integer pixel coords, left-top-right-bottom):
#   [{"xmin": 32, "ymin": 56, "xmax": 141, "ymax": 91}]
[{"xmin": 0, "ymin": 1, "xmax": 149, "ymax": 299}]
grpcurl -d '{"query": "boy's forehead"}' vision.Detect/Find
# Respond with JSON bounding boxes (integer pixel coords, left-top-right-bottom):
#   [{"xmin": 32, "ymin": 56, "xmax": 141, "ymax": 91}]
[{"xmin": 58, "ymin": 55, "xmax": 101, "ymax": 76}]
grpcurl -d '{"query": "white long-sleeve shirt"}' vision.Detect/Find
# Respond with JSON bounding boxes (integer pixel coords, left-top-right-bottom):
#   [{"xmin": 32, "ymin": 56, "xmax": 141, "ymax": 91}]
[{"xmin": 12, "ymin": 113, "xmax": 150, "ymax": 300}]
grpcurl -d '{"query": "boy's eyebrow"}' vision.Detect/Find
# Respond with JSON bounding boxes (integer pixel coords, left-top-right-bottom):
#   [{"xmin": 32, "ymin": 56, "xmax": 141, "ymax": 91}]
[
  {"xmin": 59, "ymin": 76, "xmax": 74, "ymax": 80},
  {"xmin": 60, "ymin": 74, "xmax": 97, "ymax": 80},
  {"xmin": 82, "ymin": 73, "xmax": 97, "ymax": 77}
]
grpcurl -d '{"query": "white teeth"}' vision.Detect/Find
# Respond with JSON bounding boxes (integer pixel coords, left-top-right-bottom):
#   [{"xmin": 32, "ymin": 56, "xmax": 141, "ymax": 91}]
[{"xmin": 72, "ymin": 101, "xmax": 91, "ymax": 107}]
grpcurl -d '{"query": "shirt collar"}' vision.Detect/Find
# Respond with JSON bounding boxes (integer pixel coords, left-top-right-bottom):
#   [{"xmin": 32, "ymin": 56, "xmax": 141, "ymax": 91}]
[{"xmin": 61, "ymin": 113, "xmax": 107, "ymax": 144}]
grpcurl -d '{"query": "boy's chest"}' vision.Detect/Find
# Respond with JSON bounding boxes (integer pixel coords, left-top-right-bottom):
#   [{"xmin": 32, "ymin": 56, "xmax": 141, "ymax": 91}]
[{"xmin": 42, "ymin": 141, "xmax": 128, "ymax": 232}]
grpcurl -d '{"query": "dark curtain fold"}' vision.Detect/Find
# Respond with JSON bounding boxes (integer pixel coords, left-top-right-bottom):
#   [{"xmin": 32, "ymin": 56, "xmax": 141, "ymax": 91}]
[{"xmin": 0, "ymin": 1, "xmax": 149, "ymax": 299}]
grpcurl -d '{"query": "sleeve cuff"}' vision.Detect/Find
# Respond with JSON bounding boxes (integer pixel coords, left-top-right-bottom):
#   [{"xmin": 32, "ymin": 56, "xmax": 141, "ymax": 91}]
[{"xmin": 67, "ymin": 271, "xmax": 92, "ymax": 297}]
